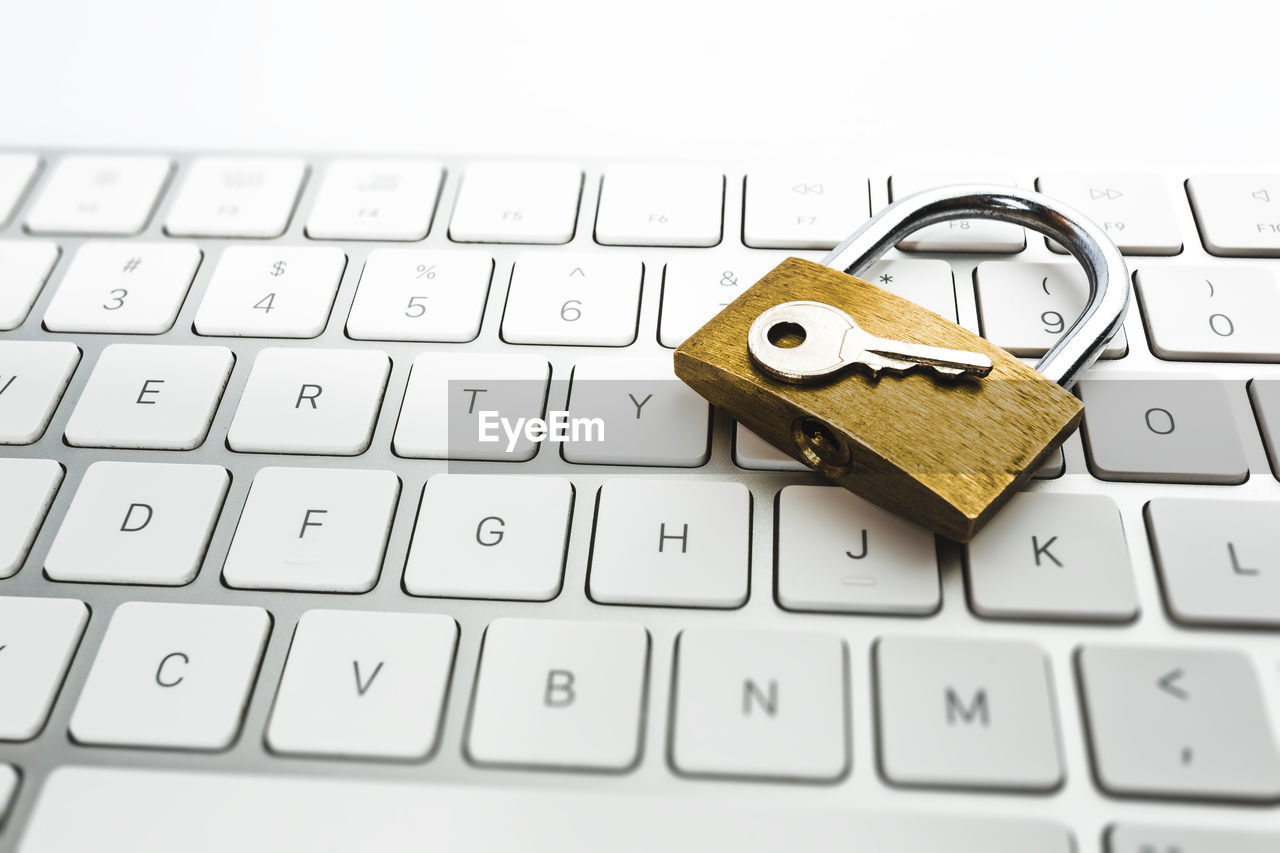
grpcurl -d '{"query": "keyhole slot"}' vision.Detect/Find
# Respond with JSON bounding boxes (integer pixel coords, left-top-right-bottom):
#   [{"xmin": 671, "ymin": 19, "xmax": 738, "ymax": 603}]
[
  {"xmin": 767, "ymin": 321, "xmax": 807, "ymax": 349},
  {"xmin": 793, "ymin": 416, "xmax": 852, "ymax": 475}
]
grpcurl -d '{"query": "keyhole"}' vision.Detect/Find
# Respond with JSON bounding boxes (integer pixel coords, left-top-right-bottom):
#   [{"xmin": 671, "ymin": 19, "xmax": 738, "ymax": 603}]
[
  {"xmin": 794, "ymin": 416, "xmax": 852, "ymax": 474},
  {"xmin": 767, "ymin": 321, "xmax": 806, "ymax": 348}
]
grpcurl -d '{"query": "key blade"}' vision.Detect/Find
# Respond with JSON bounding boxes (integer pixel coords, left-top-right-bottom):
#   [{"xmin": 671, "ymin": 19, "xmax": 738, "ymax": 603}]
[{"xmin": 864, "ymin": 340, "xmax": 994, "ymax": 377}]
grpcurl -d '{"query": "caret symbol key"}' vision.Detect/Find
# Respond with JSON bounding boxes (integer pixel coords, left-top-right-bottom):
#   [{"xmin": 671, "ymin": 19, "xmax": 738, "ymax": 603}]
[{"xmin": 748, "ymin": 300, "xmax": 993, "ymax": 383}]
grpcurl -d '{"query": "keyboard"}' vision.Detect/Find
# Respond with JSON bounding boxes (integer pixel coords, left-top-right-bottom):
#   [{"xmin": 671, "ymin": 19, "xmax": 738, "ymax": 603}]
[{"xmin": 1, "ymin": 151, "xmax": 1278, "ymax": 853}]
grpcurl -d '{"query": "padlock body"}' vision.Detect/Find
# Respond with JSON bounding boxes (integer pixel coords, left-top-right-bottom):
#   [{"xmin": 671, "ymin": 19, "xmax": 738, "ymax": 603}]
[{"xmin": 674, "ymin": 257, "xmax": 1083, "ymax": 542}]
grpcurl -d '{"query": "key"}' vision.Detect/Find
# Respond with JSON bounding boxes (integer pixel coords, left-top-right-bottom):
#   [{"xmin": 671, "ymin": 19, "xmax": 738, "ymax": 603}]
[
  {"xmin": 659, "ymin": 254, "xmax": 783, "ymax": 348},
  {"xmin": 22, "ymin": 767, "xmax": 1077, "ymax": 853},
  {"xmin": 734, "ymin": 422, "xmax": 808, "ymax": 471},
  {"xmin": 562, "ymin": 356, "xmax": 710, "ymax": 467},
  {"xmin": 267, "ymin": 610, "xmax": 457, "ymax": 760},
  {"xmin": 63, "ymin": 344, "xmax": 233, "ymax": 450},
  {"xmin": 589, "ymin": 479, "xmax": 750, "ymax": 608},
  {"xmin": 1146, "ymin": 498, "xmax": 1280, "ymax": 627},
  {"xmin": 890, "ymin": 174, "xmax": 1025, "ymax": 253},
  {"xmin": 25, "ymin": 155, "xmax": 171, "ymax": 235},
  {"xmin": 404, "ymin": 474, "xmax": 572, "ymax": 601},
  {"xmin": 222, "ymin": 467, "xmax": 399, "ymax": 593},
  {"xmin": 966, "ymin": 493, "xmax": 1138, "ymax": 622},
  {"xmin": 0, "ymin": 596, "xmax": 88, "ymax": 740},
  {"xmin": 165, "ymin": 156, "xmax": 306, "ymax": 238},
  {"xmin": 776, "ymin": 485, "xmax": 940, "ymax": 615},
  {"xmin": 876, "ymin": 636, "xmax": 1064, "ymax": 791},
  {"xmin": 70, "ymin": 602, "xmax": 270, "ymax": 750},
  {"xmin": 194, "ymin": 245, "xmax": 346, "ymax": 338},
  {"xmin": 227, "ymin": 347, "xmax": 389, "ymax": 455},
  {"xmin": 305, "ymin": 158, "xmax": 443, "ymax": 241},
  {"xmin": 865, "ymin": 259, "xmax": 959, "ymax": 322},
  {"xmin": 1136, "ymin": 265, "xmax": 1280, "ymax": 361},
  {"xmin": 1079, "ymin": 379, "xmax": 1249, "ymax": 484},
  {"xmin": 44, "ymin": 461, "xmax": 229, "ymax": 586},
  {"xmin": 595, "ymin": 165, "xmax": 723, "ymax": 247},
  {"xmin": 1108, "ymin": 825, "xmax": 1280, "ymax": 853},
  {"xmin": 502, "ymin": 251, "xmax": 643, "ymax": 346},
  {"xmin": 975, "ymin": 261, "xmax": 1127, "ymax": 358},
  {"xmin": 0, "ymin": 764, "xmax": 14, "ymax": 821},
  {"xmin": 671, "ymin": 628, "xmax": 848, "ymax": 781},
  {"xmin": 1077, "ymin": 644, "xmax": 1280, "ymax": 801},
  {"xmin": 393, "ymin": 352, "xmax": 550, "ymax": 461},
  {"xmin": 749, "ymin": 300, "xmax": 992, "ymax": 383},
  {"xmin": 1186, "ymin": 174, "xmax": 1280, "ymax": 257},
  {"xmin": 43, "ymin": 241, "xmax": 201, "ymax": 334},
  {"xmin": 0, "ymin": 340, "xmax": 81, "ymax": 445},
  {"xmin": 1252, "ymin": 379, "xmax": 1280, "ymax": 477},
  {"xmin": 0, "ymin": 153, "xmax": 38, "ymax": 224},
  {"xmin": 0, "ymin": 458, "xmax": 62, "ymax": 579},
  {"xmin": 1037, "ymin": 172, "xmax": 1183, "ymax": 255},
  {"xmin": 0, "ymin": 240, "xmax": 59, "ymax": 330},
  {"xmin": 467, "ymin": 618, "xmax": 649, "ymax": 770},
  {"xmin": 743, "ymin": 170, "xmax": 869, "ymax": 249},
  {"xmin": 449, "ymin": 162, "xmax": 582, "ymax": 244},
  {"xmin": 345, "ymin": 248, "xmax": 493, "ymax": 343}
]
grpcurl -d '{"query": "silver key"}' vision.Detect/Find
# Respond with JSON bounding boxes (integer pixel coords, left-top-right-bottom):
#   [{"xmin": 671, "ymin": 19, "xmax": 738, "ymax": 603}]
[{"xmin": 749, "ymin": 300, "xmax": 993, "ymax": 383}]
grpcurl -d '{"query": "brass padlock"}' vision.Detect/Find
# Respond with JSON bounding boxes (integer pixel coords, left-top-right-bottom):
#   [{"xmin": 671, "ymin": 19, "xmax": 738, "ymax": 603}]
[{"xmin": 674, "ymin": 185, "xmax": 1129, "ymax": 542}]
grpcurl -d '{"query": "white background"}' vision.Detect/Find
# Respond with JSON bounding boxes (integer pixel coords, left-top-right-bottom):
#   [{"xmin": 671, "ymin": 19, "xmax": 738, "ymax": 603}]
[{"xmin": 0, "ymin": 0, "xmax": 1273, "ymax": 165}]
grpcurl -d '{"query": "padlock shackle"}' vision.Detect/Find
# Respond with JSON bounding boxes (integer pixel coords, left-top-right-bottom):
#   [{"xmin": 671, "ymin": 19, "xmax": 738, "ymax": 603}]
[{"xmin": 821, "ymin": 184, "xmax": 1129, "ymax": 389}]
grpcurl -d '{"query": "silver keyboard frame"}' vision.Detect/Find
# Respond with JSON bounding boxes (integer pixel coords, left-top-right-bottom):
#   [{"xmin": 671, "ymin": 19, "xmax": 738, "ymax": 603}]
[{"xmin": 1, "ymin": 150, "xmax": 1279, "ymax": 850}]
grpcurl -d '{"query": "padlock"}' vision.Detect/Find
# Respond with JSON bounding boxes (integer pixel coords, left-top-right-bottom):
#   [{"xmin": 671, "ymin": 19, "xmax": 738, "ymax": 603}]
[{"xmin": 674, "ymin": 185, "xmax": 1129, "ymax": 542}]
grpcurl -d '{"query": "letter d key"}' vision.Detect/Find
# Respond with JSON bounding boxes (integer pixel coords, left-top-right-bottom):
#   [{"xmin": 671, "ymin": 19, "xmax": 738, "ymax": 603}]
[{"xmin": 674, "ymin": 185, "xmax": 1129, "ymax": 542}]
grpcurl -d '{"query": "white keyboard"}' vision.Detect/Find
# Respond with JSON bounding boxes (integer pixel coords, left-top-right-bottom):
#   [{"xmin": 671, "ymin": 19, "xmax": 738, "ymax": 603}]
[{"xmin": 1, "ymin": 151, "xmax": 1279, "ymax": 853}]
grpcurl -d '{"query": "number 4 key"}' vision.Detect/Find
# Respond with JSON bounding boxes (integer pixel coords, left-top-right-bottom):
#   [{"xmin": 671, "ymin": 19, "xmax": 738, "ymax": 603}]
[{"xmin": 195, "ymin": 246, "xmax": 347, "ymax": 338}]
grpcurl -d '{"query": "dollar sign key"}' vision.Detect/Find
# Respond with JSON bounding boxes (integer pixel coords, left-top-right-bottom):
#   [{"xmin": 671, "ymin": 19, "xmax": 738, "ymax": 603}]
[{"xmin": 270, "ymin": 260, "xmax": 287, "ymax": 277}]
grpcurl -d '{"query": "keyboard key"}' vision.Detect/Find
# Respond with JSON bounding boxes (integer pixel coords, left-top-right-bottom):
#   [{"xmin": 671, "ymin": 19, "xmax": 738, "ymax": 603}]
[
  {"xmin": 589, "ymin": 479, "xmax": 750, "ymax": 608},
  {"xmin": 502, "ymin": 252, "xmax": 642, "ymax": 346},
  {"xmin": 595, "ymin": 165, "xmax": 723, "ymax": 247},
  {"xmin": 44, "ymin": 461, "xmax": 229, "ymax": 586},
  {"xmin": 659, "ymin": 254, "xmax": 781, "ymax": 348},
  {"xmin": 975, "ymin": 261, "xmax": 1127, "ymax": 358},
  {"xmin": 25, "ymin": 155, "xmax": 170, "ymax": 235},
  {"xmin": 1187, "ymin": 174, "xmax": 1280, "ymax": 256},
  {"xmin": 43, "ymin": 241, "xmax": 201, "ymax": 334},
  {"xmin": 305, "ymin": 158, "xmax": 443, "ymax": 240},
  {"xmin": 267, "ymin": 610, "xmax": 457, "ymax": 759},
  {"xmin": 0, "ymin": 340, "xmax": 80, "ymax": 445},
  {"xmin": 1251, "ymin": 378, "xmax": 1280, "ymax": 477},
  {"xmin": 394, "ymin": 352, "xmax": 550, "ymax": 461},
  {"xmin": 1036, "ymin": 172, "xmax": 1183, "ymax": 255},
  {"xmin": 671, "ymin": 628, "xmax": 847, "ymax": 781},
  {"xmin": 194, "ymin": 245, "xmax": 346, "ymax": 338},
  {"xmin": 1146, "ymin": 498, "xmax": 1280, "ymax": 627},
  {"xmin": 889, "ymin": 174, "xmax": 1025, "ymax": 252},
  {"xmin": 776, "ymin": 485, "xmax": 940, "ymax": 616},
  {"xmin": 876, "ymin": 636, "xmax": 1063, "ymax": 791},
  {"xmin": 165, "ymin": 156, "xmax": 306, "ymax": 238},
  {"xmin": 345, "ymin": 248, "xmax": 493, "ymax": 343},
  {"xmin": 1078, "ymin": 645, "xmax": 1280, "ymax": 801},
  {"xmin": 0, "ymin": 764, "xmax": 14, "ymax": 821},
  {"xmin": 467, "ymin": 618, "xmax": 648, "ymax": 770},
  {"xmin": 743, "ymin": 170, "xmax": 868, "ymax": 249},
  {"xmin": 1136, "ymin": 265, "xmax": 1280, "ymax": 361},
  {"xmin": 20, "ymin": 766, "xmax": 1077, "ymax": 853},
  {"xmin": 227, "ymin": 347, "xmax": 389, "ymax": 455},
  {"xmin": 966, "ymin": 493, "xmax": 1137, "ymax": 621},
  {"xmin": 0, "ymin": 240, "xmax": 59, "ymax": 330},
  {"xmin": 0, "ymin": 596, "xmax": 87, "ymax": 740},
  {"xmin": 70, "ymin": 602, "xmax": 270, "ymax": 750},
  {"xmin": 1079, "ymin": 379, "xmax": 1249, "ymax": 484},
  {"xmin": 0, "ymin": 458, "xmax": 62, "ymax": 579},
  {"xmin": 222, "ymin": 467, "xmax": 399, "ymax": 593},
  {"xmin": 1108, "ymin": 825, "xmax": 1280, "ymax": 853},
  {"xmin": 404, "ymin": 474, "xmax": 572, "ymax": 601},
  {"xmin": 563, "ymin": 356, "xmax": 710, "ymax": 466},
  {"xmin": 64, "ymin": 344, "xmax": 233, "ymax": 450},
  {"xmin": 449, "ymin": 162, "xmax": 582, "ymax": 244},
  {"xmin": 733, "ymin": 422, "xmax": 807, "ymax": 471},
  {"xmin": 0, "ymin": 153, "xmax": 38, "ymax": 224},
  {"xmin": 866, "ymin": 259, "xmax": 959, "ymax": 322}
]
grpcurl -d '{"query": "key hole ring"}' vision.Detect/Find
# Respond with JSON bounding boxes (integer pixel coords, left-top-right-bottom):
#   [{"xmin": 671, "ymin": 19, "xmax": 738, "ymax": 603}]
[{"xmin": 766, "ymin": 321, "xmax": 807, "ymax": 349}]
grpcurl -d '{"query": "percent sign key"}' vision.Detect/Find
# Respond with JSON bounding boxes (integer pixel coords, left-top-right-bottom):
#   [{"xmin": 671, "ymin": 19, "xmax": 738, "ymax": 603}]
[{"xmin": 415, "ymin": 264, "xmax": 436, "ymax": 280}]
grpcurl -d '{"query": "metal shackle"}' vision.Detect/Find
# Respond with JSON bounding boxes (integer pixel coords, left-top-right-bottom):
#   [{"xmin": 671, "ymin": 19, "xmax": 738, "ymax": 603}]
[{"xmin": 821, "ymin": 184, "xmax": 1130, "ymax": 389}]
